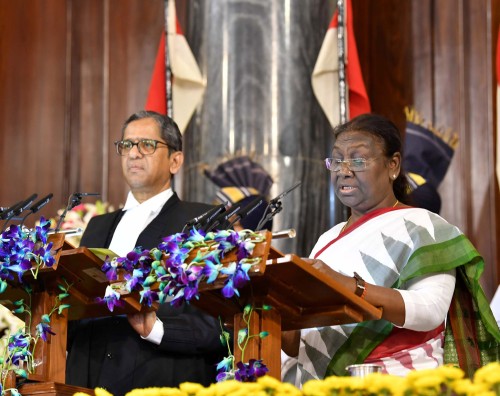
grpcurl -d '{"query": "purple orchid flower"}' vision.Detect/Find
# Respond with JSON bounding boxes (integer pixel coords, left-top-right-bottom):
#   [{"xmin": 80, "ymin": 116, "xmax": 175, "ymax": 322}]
[
  {"xmin": 234, "ymin": 359, "xmax": 269, "ymax": 382},
  {"xmin": 36, "ymin": 322, "xmax": 56, "ymax": 342}
]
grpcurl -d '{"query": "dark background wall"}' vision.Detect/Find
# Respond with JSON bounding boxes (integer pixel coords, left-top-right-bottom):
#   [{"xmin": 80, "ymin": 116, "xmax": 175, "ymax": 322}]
[{"xmin": 0, "ymin": 0, "xmax": 498, "ymax": 298}]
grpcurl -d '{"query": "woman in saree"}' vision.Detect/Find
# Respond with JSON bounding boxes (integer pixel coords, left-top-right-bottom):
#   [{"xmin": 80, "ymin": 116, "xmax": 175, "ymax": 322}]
[{"xmin": 282, "ymin": 114, "xmax": 499, "ymax": 385}]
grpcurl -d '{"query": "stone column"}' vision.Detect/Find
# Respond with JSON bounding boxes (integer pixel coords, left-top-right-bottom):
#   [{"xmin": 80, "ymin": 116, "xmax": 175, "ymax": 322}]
[{"xmin": 182, "ymin": 0, "xmax": 339, "ymax": 256}]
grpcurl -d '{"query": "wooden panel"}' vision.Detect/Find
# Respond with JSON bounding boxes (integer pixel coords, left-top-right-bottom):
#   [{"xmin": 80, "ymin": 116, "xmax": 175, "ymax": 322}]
[
  {"xmin": 353, "ymin": 0, "xmax": 413, "ymax": 133},
  {"xmin": 0, "ymin": 0, "xmax": 68, "ymax": 223},
  {"xmin": 0, "ymin": 0, "xmax": 498, "ymax": 298},
  {"xmin": 107, "ymin": 0, "xmax": 164, "ymax": 205}
]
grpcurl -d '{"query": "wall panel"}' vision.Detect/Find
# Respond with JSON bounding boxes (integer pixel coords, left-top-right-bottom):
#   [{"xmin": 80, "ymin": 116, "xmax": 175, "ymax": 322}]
[{"xmin": 0, "ymin": 0, "xmax": 498, "ymax": 296}]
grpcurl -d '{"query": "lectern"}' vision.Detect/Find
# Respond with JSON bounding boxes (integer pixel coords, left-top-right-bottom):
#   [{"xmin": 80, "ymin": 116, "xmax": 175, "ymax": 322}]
[
  {"xmin": 193, "ymin": 231, "xmax": 382, "ymax": 379},
  {"xmin": 1, "ymin": 230, "xmax": 382, "ymax": 393}
]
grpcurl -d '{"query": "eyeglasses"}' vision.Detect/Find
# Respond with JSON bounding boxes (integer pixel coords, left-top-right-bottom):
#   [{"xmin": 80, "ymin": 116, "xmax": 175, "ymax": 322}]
[
  {"xmin": 114, "ymin": 139, "xmax": 170, "ymax": 156},
  {"xmin": 325, "ymin": 157, "xmax": 378, "ymax": 172}
]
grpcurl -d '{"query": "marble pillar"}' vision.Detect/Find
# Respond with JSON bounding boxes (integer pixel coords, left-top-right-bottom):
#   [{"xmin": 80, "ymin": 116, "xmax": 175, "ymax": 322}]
[{"xmin": 182, "ymin": 0, "xmax": 340, "ymax": 256}]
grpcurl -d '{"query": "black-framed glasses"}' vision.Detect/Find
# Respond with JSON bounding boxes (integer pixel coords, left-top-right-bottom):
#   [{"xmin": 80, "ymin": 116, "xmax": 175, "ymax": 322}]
[
  {"xmin": 114, "ymin": 139, "xmax": 170, "ymax": 156},
  {"xmin": 325, "ymin": 157, "xmax": 379, "ymax": 172}
]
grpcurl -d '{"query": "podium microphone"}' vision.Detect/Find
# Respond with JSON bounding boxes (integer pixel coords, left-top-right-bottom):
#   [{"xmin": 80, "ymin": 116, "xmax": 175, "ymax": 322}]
[
  {"xmin": 20, "ymin": 193, "xmax": 54, "ymax": 225},
  {"xmin": 0, "ymin": 193, "xmax": 38, "ymax": 231},
  {"xmin": 227, "ymin": 196, "xmax": 265, "ymax": 229},
  {"xmin": 255, "ymin": 181, "xmax": 302, "ymax": 231},
  {"xmin": 204, "ymin": 200, "xmax": 247, "ymax": 233},
  {"xmin": 269, "ymin": 181, "xmax": 302, "ymax": 206},
  {"xmin": 182, "ymin": 202, "xmax": 228, "ymax": 233},
  {"xmin": 55, "ymin": 192, "xmax": 100, "ymax": 233}
]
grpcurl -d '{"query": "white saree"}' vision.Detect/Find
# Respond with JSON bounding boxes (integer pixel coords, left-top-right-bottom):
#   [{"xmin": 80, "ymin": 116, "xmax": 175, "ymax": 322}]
[{"xmin": 283, "ymin": 206, "xmax": 475, "ymax": 386}]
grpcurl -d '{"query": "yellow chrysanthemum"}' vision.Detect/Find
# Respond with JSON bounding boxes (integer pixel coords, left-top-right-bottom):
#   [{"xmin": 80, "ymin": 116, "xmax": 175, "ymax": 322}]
[
  {"xmin": 95, "ymin": 388, "xmax": 114, "ymax": 396},
  {"xmin": 411, "ymin": 375, "xmax": 445, "ymax": 391},
  {"xmin": 323, "ymin": 375, "xmax": 361, "ymax": 390},
  {"xmin": 195, "ymin": 385, "xmax": 216, "ymax": 396},
  {"xmin": 273, "ymin": 382, "xmax": 303, "ymax": 396},
  {"xmin": 257, "ymin": 375, "xmax": 282, "ymax": 389},
  {"xmin": 226, "ymin": 383, "xmax": 263, "ymax": 396},
  {"xmin": 179, "ymin": 382, "xmax": 206, "ymax": 395},
  {"xmin": 406, "ymin": 368, "xmax": 444, "ymax": 384},
  {"xmin": 434, "ymin": 365, "xmax": 465, "ymax": 381},
  {"xmin": 302, "ymin": 379, "xmax": 329, "ymax": 396},
  {"xmin": 73, "ymin": 393, "xmax": 92, "ymax": 396},
  {"xmin": 211, "ymin": 380, "xmax": 251, "ymax": 396},
  {"xmin": 124, "ymin": 387, "xmax": 186, "ymax": 396},
  {"xmin": 474, "ymin": 362, "xmax": 500, "ymax": 386},
  {"xmin": 451, "ymin": 378, "xmax": 490, "ymax": 395},
  {"xmin": 363, "ymin": 373, "xmax": 407, "ymax": 396}
]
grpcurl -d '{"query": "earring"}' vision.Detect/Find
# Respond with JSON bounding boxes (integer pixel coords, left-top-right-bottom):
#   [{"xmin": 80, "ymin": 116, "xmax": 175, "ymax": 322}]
[{"xmin": 392, "ymin": 174, "xmax": 397, "ymax": 179}]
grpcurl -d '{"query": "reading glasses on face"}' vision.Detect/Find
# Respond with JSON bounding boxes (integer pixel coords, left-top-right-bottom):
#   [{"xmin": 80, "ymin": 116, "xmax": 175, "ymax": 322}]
[
  {"xmin": 114, "ymin": 139, "xmax": 170, "ymax": 156},
  {"xmin": 325, "ymin": 157, "xmax": 378, "ymax": 172}
]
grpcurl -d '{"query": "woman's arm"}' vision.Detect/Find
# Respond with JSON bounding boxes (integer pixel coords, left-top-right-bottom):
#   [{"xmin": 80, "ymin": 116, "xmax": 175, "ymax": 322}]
[{"xmin": 304, "ymin": 259, "xmax": 456, "ymax": 330}]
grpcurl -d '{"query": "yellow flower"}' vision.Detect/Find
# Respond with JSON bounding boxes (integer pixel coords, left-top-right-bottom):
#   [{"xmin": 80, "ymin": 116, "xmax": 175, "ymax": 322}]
[
  {"xmin": 180, "ymin": 382, "xmax": 205, "ymax": 395},
  {"xmin": 474, "ymin": 362, "xmax": 500, "ymax": 387},
  {"xmin": 302, "ymin": 379, "xmax": 329, "ymax": 396},
  {"xmin": 434, "ymin": 365, "xmax": 465, "ymax": 381},
  {"xmin": 451, "ymin": 378, "xmax": 490, "ymax": 395},
  {"xmin": 363, "ymin": 372, "xmax": 406, "ymax": 395},
  {"xmin": 410, "ymin": 375, "xmax": 444, "ymax": 395},
  {"xmin": 125, "ymin": 387, "xmax": 186, "ymax": 396},
  {"xmin": 210, "ymin": 380, "xmax": 248, "ymax": 395},
  {"xmin": 95, "ymin": 388, "xmax": 114, "ymax": 396}
]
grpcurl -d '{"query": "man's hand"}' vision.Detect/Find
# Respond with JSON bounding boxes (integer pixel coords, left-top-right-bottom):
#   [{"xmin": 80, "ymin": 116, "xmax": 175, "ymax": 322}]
[{"xmin": 127, "ymin": 310, "xmax": 157, "ymax": 337}]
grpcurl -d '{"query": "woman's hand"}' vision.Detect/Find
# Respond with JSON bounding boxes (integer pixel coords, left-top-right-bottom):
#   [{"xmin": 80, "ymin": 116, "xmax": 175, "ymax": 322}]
[
  {"xmin": 302, "ymin": 258, "xmax": 407, "ymax": 327},
  {"xmin": 282, "ymin": 330, "xmax": 300, "ymax": 357}
]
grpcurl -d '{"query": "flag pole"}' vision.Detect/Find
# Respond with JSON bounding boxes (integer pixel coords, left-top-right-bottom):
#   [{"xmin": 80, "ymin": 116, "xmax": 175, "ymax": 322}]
[
  {"xmin": 334, "ymin": 0, "xmax": 350, "ymax": 223},
  {"xmin": 163, "ymin": 0, "xmax": 173, "ymax": 118},
  {"xmin": 336, "ymin": 0, "xmax": 348, "ymax": 124}
]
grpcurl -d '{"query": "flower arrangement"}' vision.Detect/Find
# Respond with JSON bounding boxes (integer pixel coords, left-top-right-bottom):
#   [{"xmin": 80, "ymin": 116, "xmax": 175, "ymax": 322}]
[
  {"xmin": 0, "ymin": 218, "xmax": 71, "ymax": 395},
  {"xmin": 73, "ymin": 362, "xmax": 500, "ymax": 396},
  {"xmin": 48, "ymin": 200, "xmax": 115, "ymax": 246},
  {"xmin": 97, "ymin": 227, "xmax": 270, "ymax": 382}
]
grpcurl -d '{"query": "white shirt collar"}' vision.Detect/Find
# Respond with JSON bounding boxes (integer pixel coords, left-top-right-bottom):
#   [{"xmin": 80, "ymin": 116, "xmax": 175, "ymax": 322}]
[{"xmin": 122, "ymin": 188, "xmax": 174, "ymax": 213}]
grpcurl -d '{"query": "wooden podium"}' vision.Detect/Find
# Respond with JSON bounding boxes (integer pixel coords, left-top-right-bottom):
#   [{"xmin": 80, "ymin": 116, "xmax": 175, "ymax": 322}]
[
  {"xmin": 1, "ymin": 231, "xmax": 382, "ymax": 392},
  {"xmin": 193, "ymin": 231, "xmax": 382, "ymax": 379}
]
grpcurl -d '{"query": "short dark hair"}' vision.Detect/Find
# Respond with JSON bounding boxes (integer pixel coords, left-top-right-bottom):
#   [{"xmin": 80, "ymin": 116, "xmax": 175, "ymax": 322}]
[
  {"xmin": 121, "ymin": 110, "xmax": 183, "ymax": 153},
  {"xmin": 332, "ymin": 113, "xmax": 410, "ymax": 203}
]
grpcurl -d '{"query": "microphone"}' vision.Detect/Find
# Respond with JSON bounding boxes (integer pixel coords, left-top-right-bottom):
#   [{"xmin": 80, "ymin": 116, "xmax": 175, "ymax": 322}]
[
  {"xmin": 204, "ymin": 200, "xmax": 248, "ymax": 233},
  {"xmin": 1, "ymin": 193, "xmax": 38, "ymax": 231},
  {"xmin": 269, "ymin": 181, "xmax": 302, "ymax": 206},
  {"xmin": 255, "ymin": 181, "xmax": 302, "ymax": 231},
  {"xmin": 74, "ymin": 192, "xmax": 100, "ymax": 198},
  {"xmin": 29, "ymin": 193, "xmax": 54, "ymax": 214},
  {"xmin": 0, "ymin": 193, "xmax": 38, "ymax": 221},
  {"xmin": 20, "ymin": 193, "xmax": 54, "ymax": 226},
  {"xmin": 227, "ymin": 196, "xmax": 265, "ymax": 229},
  {"xmin": 55, "ymin": 192, "xmax": 100, "ymax": 233},
  {"xmin": 182, "ymin": 202, "xmax": 228, "ymax": 233}
]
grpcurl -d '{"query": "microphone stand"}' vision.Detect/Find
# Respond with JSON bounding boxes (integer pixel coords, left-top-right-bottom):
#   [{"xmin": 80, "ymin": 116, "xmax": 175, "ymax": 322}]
[
  {"xmin": 54, "ymin": 192, "xmax": 99, "ymax": 233},
  {"xmin": 255, "ymin": 200, "xmax": 283, "ymax": 232}
]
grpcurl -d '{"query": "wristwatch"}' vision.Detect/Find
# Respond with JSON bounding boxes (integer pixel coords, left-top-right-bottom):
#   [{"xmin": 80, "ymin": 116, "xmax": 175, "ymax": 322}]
[{"xmin": 353, "ymin": 272, "xmax": 366, "ymax": 297}]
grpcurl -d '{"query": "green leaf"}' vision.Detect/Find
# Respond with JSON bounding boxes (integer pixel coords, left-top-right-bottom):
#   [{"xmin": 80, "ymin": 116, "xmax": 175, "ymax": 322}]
[
  {"xmin": 13, "ymin": 306, "xmax": 25, "ymax": 314},
  {"xmin": 14, "ymin": 368, "xmax": 28, "ymax": 378},
  {"xmin": 0, "ymin": 279, "xmax": 7, "ymax": 294},
  {"xmin": 143, "ymin": 275, "xmax": 157, "ymax": 287},
  {"xmin": 41, "ymin": 314, "xmax": 51, "ymax": 323},
  {"xmin": 237, "ymin": 328, "xmax": 248, "ymax": 345},
  {"xmin": 58, "ymin": 304, "xmax": 71, "ymax": 314},
  {"xmin": 58, "ymin": 293, "xmax": 70, "ymax": 300}
]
